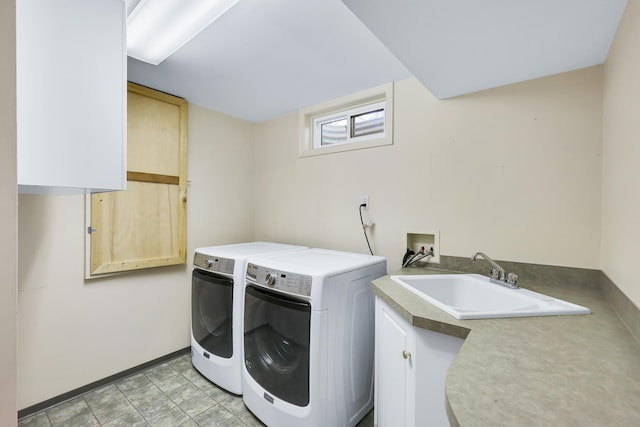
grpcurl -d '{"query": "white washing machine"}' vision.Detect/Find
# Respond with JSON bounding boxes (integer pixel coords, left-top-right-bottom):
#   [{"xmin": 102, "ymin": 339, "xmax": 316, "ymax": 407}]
[
  {"xmin": 191, "ymin": 242, "xmax": 307, "ymax": 395},
  {"xmin": 242, "ymin": 248, "xmax": 386, "ymax": 427}
]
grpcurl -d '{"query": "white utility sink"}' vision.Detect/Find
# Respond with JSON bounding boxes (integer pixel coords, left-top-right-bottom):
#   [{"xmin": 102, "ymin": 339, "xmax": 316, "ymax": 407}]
[{"xmin": 390, "ymin": 274, "xmax": 590, "ymax": 320}]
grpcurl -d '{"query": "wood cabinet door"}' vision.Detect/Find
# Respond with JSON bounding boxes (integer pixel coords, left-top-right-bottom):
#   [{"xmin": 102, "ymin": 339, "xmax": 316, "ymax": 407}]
[{"xmin": 89, "ymin": 83, "xmax": 187, "ymax": 275}]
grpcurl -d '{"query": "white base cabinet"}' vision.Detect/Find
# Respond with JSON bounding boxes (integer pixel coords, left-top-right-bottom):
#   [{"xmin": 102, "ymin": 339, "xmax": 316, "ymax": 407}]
[
  {"xmin": 374, "ymin": 297, "xmax": 464, "ymax": 427},
  {"xmin": 17, "ymin": 0, "xmax": 126, "ymax": 194}
]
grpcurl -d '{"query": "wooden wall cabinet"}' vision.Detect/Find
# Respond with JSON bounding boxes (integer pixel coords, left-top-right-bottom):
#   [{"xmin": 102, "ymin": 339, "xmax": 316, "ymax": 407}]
[
  {"xmin": 17, "ymin": 0, "xmax": 126, "ymax": 194},
  {"xmin": 87, "ymin": 83, "xmax": 188, "ymax": 276}
]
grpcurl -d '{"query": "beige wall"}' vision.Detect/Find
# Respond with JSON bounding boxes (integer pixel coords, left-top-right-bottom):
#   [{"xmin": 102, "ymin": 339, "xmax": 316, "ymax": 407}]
[
  {"xmin": 602, "ymin": 0, "xmax": 640, "ymax": 307},
  {"xmin": 17, "ymin": 104, "xmax": 255, "ymax": 409},
  {"xmin": 0, "ymin": 0, "xmax": 17, "ymax": 425},
  {"xmin": 254, "ymin": 69, "xmax": 604, "ymax": 271}
]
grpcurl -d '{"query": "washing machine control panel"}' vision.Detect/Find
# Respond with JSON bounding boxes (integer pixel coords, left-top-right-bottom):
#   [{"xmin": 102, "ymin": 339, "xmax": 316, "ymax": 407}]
[
  {"xmin": 246, "ymin": 263, "xmax": 312, "ymax": 297},
  {"xmin": 193, "ymin": 252, "xmax": 235, "ymax": 275}
]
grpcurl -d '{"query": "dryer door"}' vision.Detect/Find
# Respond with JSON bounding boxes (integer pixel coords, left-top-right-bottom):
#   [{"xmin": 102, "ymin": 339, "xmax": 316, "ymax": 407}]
[
  {"xmin": 192, "ymin": 269, "xmax": 234, "ymax": 358},
  {"xmin": 244, "ymin": 285, "xmax": 311, "ymax": 407}
]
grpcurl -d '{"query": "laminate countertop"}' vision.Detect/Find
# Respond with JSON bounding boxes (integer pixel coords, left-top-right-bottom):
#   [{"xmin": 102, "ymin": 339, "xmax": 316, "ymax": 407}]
[{"xmin": 371, "ymin": 268, "xmax": 640, "ymax": 426}]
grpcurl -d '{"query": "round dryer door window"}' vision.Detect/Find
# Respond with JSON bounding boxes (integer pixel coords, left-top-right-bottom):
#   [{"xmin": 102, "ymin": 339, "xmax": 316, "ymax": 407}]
[
  {"xmin": 244, "ymin": 285, "xmax": 311, "ymax": 407},
  {"xmin": 192, "ymin": 269, "xmax": 234, "ymax": 358}
]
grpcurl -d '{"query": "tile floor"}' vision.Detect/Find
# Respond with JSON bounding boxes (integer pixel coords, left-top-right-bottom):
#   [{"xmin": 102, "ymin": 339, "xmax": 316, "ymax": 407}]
[{"xmin": 18, "ymin": 352, "xmax": 374, "ymax": 427}]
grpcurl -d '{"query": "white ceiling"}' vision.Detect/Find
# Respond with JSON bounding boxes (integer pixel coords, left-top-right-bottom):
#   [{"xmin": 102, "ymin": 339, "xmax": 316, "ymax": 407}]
[
  {"xmin": 127, "ymin": 0, "xmax": 627, "ymax": 123},
  {"xmin": 127, "ymin": 0, "xmax": 411, "ymax": 123},
  {"xmin": 342, "ymin": 0, "xmax": 628, "ymax": 99}
]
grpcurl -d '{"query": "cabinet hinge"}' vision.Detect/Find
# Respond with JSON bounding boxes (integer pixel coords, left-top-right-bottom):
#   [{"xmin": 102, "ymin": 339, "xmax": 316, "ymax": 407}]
[{"xmin": 87, "ymin": 226, "xmax": 97, "ymax": 234}]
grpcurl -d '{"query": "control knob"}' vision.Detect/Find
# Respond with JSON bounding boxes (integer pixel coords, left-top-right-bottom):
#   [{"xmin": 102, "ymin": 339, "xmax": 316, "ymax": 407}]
[{"xmin": 265, "ymin": 273, "xmax": 276, "ymax": 287}]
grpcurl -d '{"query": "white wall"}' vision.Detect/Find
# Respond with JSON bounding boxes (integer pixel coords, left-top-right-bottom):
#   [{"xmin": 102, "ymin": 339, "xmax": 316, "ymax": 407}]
[
  {"xmin": 254, "ymin": 69, "xmax": 604, "ymax": 271},
  {"xmin": 0, "ymin": 0, "xmax": 17, "ymax": 425},
  {"xmin": 602, "ymin": 0, "xmax": 640, "ymax": 307},
  {"xmin": 17, "ymin": 104, "xmax": 255, "ymax": 409}
]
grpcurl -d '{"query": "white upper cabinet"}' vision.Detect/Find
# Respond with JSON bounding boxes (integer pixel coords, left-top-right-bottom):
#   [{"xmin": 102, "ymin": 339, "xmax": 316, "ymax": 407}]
[{"xmin": 17, "ymin": 0, "xmax": 126, "ymax": 194}]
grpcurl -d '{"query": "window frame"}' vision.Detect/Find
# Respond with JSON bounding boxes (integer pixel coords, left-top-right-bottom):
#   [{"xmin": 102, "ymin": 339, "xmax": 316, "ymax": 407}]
[
  {"xmin": 312, "ymin": 100, "xmax": 386, "ymax": 148},
  {"xmin": 299, "ymin": 83, "xmax": 394, "ymax": 157}
]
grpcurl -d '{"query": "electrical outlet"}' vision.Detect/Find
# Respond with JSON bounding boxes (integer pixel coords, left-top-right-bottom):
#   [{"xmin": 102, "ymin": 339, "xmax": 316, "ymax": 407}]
[{"xmin": 360, "ymin": 195, "xmax": 369, "ymax": 210}]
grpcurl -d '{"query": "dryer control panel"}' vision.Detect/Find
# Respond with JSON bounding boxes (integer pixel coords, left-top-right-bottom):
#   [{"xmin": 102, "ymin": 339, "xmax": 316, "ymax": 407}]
[
  {"xmin": 246, "ymin": 263, "xmax": 312, "ymax": 297},
  {"xmin": 193, "ymin": 252, "xmax": 235, "ymax": 275}
]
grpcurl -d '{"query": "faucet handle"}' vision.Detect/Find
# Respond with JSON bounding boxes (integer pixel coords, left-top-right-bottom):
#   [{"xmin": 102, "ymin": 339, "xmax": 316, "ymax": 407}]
[
  {"xmin": 490, "ymin": 269, "xmax": 501, "ymax": 280},
  {"xmin": 507, "ymin": 272, "xmax": 519, "ymax": 285}
]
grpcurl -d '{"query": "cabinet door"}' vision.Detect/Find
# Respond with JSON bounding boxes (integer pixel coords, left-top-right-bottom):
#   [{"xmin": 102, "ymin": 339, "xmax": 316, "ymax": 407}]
[
  {"xmin": 375, "ymin": 297, "xmax": 413, "ymax": 427},
  {"xmin": 17, "ymin": 0, "xmax": 126, "ymax": 193},
  {"xmin": 88, "ymin": 83, "xmax": 187, "ymax": 275}
]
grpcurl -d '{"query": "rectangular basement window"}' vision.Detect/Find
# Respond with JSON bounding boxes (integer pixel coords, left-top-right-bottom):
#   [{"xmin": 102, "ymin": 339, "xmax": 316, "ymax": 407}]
[
  {"xmin": 314, "ymin": 101, "xmax": 385, "ymax": 148},
  {"xmin": 299, "ymin": 83, "xmax": 393, "ymax": 157}
]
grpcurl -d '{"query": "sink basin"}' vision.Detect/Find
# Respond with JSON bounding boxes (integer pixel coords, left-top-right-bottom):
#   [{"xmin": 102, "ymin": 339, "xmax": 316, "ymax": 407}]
[{"xmin": 390, "ymin": 274, "xmax": 590, "ymax": 320}]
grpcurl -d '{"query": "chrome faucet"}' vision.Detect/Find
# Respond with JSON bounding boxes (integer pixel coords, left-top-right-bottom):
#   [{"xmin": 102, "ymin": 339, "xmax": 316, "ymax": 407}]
[{"xmin": 471, "ymin": 252, "xmax": 519, "ymax": 288}]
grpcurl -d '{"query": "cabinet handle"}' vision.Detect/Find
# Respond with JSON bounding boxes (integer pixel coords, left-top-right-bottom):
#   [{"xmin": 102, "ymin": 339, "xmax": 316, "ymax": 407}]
[{"xmin": 402, "ymin": 350, "xmax": 411, "ymax": 360}]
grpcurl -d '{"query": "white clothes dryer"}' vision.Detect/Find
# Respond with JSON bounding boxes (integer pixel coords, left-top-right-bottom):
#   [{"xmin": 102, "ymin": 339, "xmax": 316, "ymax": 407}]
[
  {"xmin": 242, "ymin": 248, "xmax": 386, "ymax": 427},
  {"xmin": 191, "ymin": 242, "xmax": 307, "ymax": 395}
]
